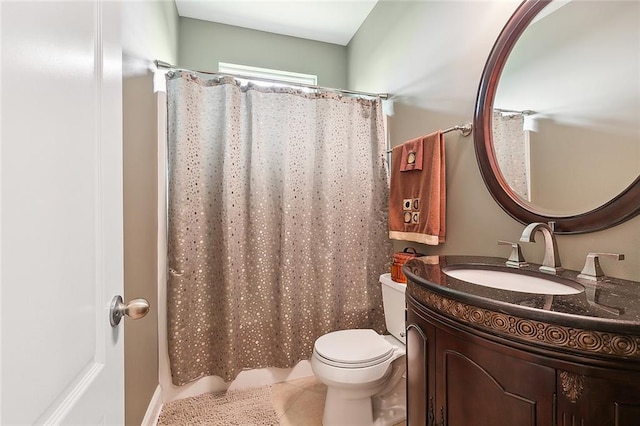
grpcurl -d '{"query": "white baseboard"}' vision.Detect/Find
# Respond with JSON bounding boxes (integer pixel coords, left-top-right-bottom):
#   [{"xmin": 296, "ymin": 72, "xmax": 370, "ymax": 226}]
[{"xmin": 141, "ymin": 385, "xmax": 163, "ymax": 426}]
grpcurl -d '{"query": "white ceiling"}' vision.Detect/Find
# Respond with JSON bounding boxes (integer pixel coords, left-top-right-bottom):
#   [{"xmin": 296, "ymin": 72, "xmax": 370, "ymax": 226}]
[{"xmin": 174, "ymin": 0, "xmax": 379, "ymax": 46}]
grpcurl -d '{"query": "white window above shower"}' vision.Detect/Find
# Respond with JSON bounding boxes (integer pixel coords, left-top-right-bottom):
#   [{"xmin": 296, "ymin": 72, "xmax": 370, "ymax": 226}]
[{"xmin": 218, "ymin": 62, "xmax": 318, "ymax": 89}]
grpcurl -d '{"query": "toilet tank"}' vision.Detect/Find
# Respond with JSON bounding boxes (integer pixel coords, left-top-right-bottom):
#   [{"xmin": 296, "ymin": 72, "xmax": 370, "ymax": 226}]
[{"xmin": 380, "ymin": 273, "xmax": 407, "ymax": 344}]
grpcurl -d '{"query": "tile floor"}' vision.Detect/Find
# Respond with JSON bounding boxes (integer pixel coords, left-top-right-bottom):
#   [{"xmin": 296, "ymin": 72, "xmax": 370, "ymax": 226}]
[{"xmin": 271, "ymin": 375, "xmax": 405, "ymax": 426}]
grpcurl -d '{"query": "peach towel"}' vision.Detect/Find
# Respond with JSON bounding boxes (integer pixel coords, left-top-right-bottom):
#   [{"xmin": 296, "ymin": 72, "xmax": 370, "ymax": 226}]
[{"xmin": 389, "ymin": 131, "xmax": 445, "ymax": 245}]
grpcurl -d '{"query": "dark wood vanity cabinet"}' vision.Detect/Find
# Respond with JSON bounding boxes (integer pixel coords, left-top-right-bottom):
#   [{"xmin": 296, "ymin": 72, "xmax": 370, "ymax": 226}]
[
  {"xmin": 407, "ymin": 297, "xmax": 554, "ymax": 426},
  {"xmin": 407, "ymin": 296, "xmax": 640, "ymax": 426},
  {"xmin": 406, "ymin": 315, "xmax": 436, "ymax": 426},
  {"xmin": 435, "ymin": 327, "xmax": 555, "ymax": 426},
  {"xmin": 555, "ymin": 369, "xmax": 640, "ymax": 426}
]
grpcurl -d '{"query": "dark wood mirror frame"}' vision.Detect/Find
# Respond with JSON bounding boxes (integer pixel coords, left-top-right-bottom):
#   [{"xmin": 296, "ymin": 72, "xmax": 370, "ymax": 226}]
[{"xmin": 473, "ymin": 0, "xmax": 640, "ymax": 234}]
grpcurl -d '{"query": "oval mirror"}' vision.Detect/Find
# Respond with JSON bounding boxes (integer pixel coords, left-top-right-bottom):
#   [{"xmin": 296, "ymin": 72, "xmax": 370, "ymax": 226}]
[{"xmin": 474, "ymin": 0, "xmax": 640, "ymax": 234}]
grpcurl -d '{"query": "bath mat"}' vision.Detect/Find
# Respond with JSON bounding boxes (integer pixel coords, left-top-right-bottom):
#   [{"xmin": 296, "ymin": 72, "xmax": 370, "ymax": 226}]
[{"xmin": 158, "ymin": 385, "xmax": 279, "ymax": 425}]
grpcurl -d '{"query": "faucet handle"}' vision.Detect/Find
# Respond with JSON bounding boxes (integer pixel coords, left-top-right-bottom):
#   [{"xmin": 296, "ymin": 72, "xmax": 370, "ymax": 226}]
[
  {"xmin": 578, "ymin": 252, "xmax": 625, "ymax": 281},
  {"xmin": 498, "ymin": 240, "xmax": 528, "ymax": 268}
]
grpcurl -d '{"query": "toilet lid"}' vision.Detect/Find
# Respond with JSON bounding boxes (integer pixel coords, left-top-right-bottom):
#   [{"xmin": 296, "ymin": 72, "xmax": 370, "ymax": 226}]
[{"xmin": 314, "ymin": 329, "xmax": 394, "ymax": 366}]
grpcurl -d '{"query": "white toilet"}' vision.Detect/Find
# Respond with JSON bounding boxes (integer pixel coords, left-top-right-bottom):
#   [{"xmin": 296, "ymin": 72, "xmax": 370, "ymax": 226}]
[{"xmin": 311, "ymin": 273, "xmax": 406, "ymax": 426}]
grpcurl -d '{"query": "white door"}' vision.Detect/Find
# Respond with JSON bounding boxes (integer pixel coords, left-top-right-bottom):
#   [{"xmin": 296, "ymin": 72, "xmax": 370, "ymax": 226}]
[{"xmin": 1, "ymin": 1, "xmax": 125, "ymax": 424}]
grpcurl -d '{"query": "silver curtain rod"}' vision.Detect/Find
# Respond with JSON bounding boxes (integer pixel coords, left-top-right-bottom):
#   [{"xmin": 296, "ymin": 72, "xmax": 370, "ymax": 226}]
[
  {"xmin": 495, "ymin": 107, "xmax": 536, "ymax": 115},
  {"xmin": 155, "ymin": 60, "xmax": 389, "ymax": 100},
  {"xmin": 385, "ymin": 123, "xmax": 473, "ymax": 153}
]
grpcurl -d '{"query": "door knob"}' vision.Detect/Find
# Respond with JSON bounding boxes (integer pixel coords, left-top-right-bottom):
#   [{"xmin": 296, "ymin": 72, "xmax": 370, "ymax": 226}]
[{"xmin": 110, "ymin": 295, "xmax": 150, "ymax": 326}]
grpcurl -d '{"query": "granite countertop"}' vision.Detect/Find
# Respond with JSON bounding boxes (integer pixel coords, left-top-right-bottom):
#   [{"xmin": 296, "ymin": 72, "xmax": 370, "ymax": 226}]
[{"xmin": 403, "ymin": 255, "xmax": 640, "ymax": 336}]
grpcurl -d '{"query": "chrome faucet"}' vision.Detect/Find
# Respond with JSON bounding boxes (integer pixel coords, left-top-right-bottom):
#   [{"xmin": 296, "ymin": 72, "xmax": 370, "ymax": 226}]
[
  {"xmin": 577, "ymin": 252, "xmax": 624, "ymax": 281},
  {"xmin": 519, "ymin": 222, "xmax": 562, "ymax": 274}
]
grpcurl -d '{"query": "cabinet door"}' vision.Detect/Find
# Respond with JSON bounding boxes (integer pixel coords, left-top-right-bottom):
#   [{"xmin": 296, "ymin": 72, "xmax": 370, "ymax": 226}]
[
  {"xmin": 557, "ymin": 370, "xmax": 640, "ymax": 426},
  {"xmin": 407, "ymin": 304, "xmax": 437, "ymax": 426},
  {"xmin": 436, "ymin": 330, "xmax": 555, "ymax": 426}
]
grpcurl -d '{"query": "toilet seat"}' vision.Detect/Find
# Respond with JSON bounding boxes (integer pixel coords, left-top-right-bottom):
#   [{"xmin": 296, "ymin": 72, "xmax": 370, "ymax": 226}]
[{"xmin": 314, "ymin": 329, "xmax": 395, "ymax": 368}]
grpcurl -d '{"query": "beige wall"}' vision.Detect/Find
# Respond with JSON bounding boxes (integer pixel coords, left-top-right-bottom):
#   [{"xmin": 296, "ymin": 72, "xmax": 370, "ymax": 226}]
[
  {"xmin": 122, "ymin": 1, "xmax": 179, "ymax": 425},
  {"xmin": 178, "ymin": 17, "xmax": 348, "ymax": 88},
  {"xmin": 348, "ymin": 0, "xmax": 640, "ymax": 282}
]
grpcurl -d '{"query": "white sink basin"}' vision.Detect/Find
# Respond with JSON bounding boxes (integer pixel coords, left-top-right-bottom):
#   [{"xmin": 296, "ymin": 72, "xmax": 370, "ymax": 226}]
[{"xmin": 443, "ymin": 267, "xmax": 583, "ymax": 295}]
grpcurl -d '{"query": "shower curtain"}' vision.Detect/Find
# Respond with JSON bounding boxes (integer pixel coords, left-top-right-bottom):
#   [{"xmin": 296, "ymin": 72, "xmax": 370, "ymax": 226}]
[
  {"xmin": 166, "ymin": 72, "xmax": 392, "ymax": 385},
  {"xmin": 492, "ymin": 110, "xmax": 531, "ymax": 201}
]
